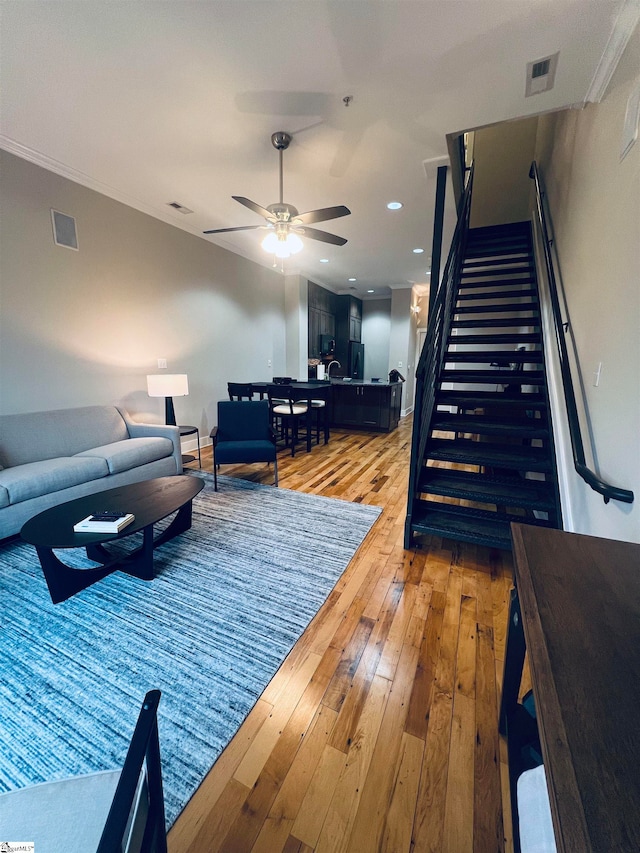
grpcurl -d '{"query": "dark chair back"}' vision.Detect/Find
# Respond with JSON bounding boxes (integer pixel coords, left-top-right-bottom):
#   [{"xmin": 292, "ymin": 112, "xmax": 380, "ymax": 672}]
[
  {"xmin": 227, "ymin": 382, "xmax": 254, "ymax": 401},
  {"xmin": 97, "ymin": 690, "xmax": 166, "ymax": 853},
  {"xmin": 212, "ymin": 400, "xmax": 278, "ymax": 489},
  {"xmin": 217, "ymin": 400, "xmax": 272, "ymax": 442},
  {"xmin": 267, "ymin": 384, "xmax": 297, "ymax": 415}
]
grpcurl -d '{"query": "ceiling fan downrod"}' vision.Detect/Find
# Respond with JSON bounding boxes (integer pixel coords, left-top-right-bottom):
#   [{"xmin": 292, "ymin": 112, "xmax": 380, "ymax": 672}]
[{"xmin": 271, "ymin": 131, "xmax": 291, "ymax": 206}]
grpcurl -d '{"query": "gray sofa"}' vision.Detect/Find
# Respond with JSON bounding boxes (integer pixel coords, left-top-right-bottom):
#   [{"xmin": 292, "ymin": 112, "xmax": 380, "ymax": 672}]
[{"xmin": 0, "ymin": 405, "xmax": 182, "ymax": 540}]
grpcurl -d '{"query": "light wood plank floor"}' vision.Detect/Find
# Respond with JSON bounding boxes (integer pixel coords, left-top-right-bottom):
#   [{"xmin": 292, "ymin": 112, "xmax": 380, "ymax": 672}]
[{"xmin": 171, "ymin": 416, "xmax": 514, "ymax": 852}]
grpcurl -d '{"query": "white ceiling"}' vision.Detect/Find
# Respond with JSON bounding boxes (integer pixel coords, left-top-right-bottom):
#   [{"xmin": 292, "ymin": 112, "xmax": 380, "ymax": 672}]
[{"xmin": 0, "ymin": 0, "xmax": 632, "ymax": 298}]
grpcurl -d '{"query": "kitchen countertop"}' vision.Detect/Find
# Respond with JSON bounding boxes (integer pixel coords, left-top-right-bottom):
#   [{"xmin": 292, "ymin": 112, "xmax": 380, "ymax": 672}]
[{"xmin": 325, "ymin": 379, "xmax": 400, "ymax": 387}]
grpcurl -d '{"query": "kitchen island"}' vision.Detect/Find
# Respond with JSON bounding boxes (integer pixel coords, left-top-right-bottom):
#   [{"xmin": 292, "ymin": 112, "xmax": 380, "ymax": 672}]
[
  {"xmin": 251, "ymin": 379, "xmax": 402, "ymax": 434},
  {"xmin": 330, "ymin": 380, "xmax": 402, "ymax": 432}
]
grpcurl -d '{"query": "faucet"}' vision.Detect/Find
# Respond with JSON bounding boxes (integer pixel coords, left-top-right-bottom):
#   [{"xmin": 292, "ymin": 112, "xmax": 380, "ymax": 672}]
[{"xmin": 326, "ymin": 360, "xmax": 341, "ymax": 380}]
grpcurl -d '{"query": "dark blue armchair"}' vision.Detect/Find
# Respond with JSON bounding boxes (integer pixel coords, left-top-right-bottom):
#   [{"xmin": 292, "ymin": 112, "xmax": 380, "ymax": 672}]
[{"xmin": 210, "ymin": 400, "xmax": 278, "ymax": 491}]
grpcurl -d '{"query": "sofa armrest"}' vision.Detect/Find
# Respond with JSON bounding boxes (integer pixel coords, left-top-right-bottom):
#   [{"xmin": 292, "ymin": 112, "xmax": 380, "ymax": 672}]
[{"xmin": 118, "ymin": 408, "xmax": 181, "ymax": 472}]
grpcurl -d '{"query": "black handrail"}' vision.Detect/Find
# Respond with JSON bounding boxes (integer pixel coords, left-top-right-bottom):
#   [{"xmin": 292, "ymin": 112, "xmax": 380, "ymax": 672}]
[
  {"xmin": 405, "ymin": 164, "xmax": 474, "ymax": 543},
  {"xmin": 530, "ymin": 161, "xmax": 634, "ymax": 505}
]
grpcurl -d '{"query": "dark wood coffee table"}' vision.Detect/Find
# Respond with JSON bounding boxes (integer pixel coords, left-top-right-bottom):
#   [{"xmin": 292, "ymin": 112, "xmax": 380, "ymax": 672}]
[{"xmin": 21, "ymin": 475, "xmax": 204, "ymax": 604}]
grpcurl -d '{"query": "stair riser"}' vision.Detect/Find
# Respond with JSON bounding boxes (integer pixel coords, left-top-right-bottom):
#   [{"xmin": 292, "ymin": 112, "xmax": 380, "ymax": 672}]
[
  {"xmin": 443, "ymin": 352, "xmax": 542, "ymax": 364},
  {"xmin": 457, "ymin": 291, "xmax": 537, "ymax": 303},
  {"xmin": 454, "ymin": 304, "xmax": 539, "ymax": 314},
  {"xmin": 451, "ymin": 318, "xmax": 541, "ymax": 328},
  {"xmin": 440, "ymin": 371, "xmax": 544, "ymax": 384},
  {"xmin": 449, "ymin": 334, "xmax": 541, "ymax": 345}
]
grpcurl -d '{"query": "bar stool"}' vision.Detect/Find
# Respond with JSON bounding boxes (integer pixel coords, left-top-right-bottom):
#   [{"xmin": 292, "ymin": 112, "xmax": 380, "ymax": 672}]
[
  {"xmin": 227, "ymin": 382, "xmax": 254, "ymax": 401},
  {"xmin": 266, "ymin": 385, "xmax": 310, "ymax": 456}
]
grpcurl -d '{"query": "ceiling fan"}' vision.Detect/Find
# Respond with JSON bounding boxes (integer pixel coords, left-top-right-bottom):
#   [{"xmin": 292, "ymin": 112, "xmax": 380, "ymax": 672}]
[{"xmin": 203, "ymin": 131, "xmax": 351, "ymax": 258}]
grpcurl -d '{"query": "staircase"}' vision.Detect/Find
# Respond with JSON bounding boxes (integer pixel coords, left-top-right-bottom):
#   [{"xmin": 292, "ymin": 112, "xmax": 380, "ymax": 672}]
[{"xmin": 405, "ymin": 220, "xmax": 562, "ymax": 551}]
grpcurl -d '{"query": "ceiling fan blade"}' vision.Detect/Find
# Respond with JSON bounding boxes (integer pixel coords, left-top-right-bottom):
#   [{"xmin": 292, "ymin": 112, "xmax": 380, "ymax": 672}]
[
  {"xmin": 203, "ymin": 225, "xmax": 265, "ymax": 235},
  {"xmin": 299, "ymin": 226, "xmax": 348, "ymax": 246},
  {"xmin": 232, "ymin": 196, "xmax": 274, "ymax": 220},
  {"xmin": 293, "ymin": 205, "xmax": 351, "ymax": 225}
]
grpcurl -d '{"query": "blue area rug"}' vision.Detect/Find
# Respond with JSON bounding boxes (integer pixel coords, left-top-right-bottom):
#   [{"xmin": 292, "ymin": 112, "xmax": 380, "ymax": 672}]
[{"xmin": 0, "ymin": 472, "xmax": 381, "ymax": 826}]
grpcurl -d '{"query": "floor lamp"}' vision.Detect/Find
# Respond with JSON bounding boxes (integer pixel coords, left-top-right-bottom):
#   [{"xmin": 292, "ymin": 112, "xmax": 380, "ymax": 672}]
[{"xmin": 146, "ymin": 374, "xmax": 189, "ymax": 425}]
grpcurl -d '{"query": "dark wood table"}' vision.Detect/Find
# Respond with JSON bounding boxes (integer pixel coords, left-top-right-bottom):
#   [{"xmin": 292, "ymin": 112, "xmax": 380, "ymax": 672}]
[
  {"xmin": 504, "ymin": 522, "xmax": 640, "ymax": 852},
  {"xmin": 21, "ymin": 475, "xmax": 204, "ymax": 604},
  {"xmin": 251, "ymin": 381, "xmax": 332, "ymax": 444},
  {"xmin": 179, "ymin": 424, "xmax": 201, "ymax": 467}
]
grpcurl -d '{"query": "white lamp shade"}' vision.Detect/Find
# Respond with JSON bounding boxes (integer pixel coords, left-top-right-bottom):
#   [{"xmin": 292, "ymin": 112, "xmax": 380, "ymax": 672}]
[{"xmin": 146, "ymin": 374, "xmax": 189, "ymax": 397}]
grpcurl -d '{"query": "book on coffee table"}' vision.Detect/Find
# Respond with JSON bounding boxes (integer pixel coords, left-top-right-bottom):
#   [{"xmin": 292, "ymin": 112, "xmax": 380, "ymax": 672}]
[{"xmin": 73, "ymin": 511, "xmax": 135, "ymax": 533}]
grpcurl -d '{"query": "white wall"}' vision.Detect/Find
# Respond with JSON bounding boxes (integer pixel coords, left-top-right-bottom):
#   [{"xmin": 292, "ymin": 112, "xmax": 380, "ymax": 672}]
[
  {"xmin": 284, "ymin": 273, "xmax": 308, "ymax": 381},
  {"xmin": 388, "ymin": 288, "xmax": 414, "ymax": 414},
  {"xmin": 0, "ymin": 151, "xmax": 286, "ymax": 442},
  {"xmin": 534, "ymin": 23, "xmax": 640, "ymax": 543},
  {"xmin": 470, "ymin": 117, "xmax": 538, "ymax": 228},
  {"xmin": 362, "ymin": 299, "xmax": 391, "ymax": 381}
]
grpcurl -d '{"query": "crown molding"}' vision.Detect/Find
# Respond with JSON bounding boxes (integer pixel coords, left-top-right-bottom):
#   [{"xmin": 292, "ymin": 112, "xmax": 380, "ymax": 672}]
[
  {"xmin": 585, "ymin": 0, "xmax": 640, "ymax": 103},
  {"xmin": 0, "ymin": 134, "xmax": 283, "ymax": 276}
]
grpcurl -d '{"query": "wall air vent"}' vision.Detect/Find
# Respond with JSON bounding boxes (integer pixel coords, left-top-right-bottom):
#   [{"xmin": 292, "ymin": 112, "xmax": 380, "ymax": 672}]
[
  {"xmin": 525, "ymin": 52, "xmax": 559, "ymax": 97},
  {"xmin": 167, "ymin": 201, "xmax": 193, "ymax": 214},
  {"xmin": 50, "ymin": 209, "xmax": 79, "ymax": 250}
]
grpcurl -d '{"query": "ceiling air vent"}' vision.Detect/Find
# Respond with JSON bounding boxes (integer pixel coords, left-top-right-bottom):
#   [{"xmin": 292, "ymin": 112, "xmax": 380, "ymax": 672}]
[
  {"xmin": 167, "ymin": 201, "xmax": 193, "ymax": 214},
  {"xmin": 525, "ymin": 52, "xmax": 559, "ymax": 97}
]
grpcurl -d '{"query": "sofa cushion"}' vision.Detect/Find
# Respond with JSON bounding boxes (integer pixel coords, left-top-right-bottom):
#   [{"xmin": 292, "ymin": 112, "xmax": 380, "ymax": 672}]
[
  {"xmin": 0, "ymin": 769, "xmax": 122, "ymax": 853},
  {"xmin": 75, "ymin": 436, "xmax": 174, "ymax": 475},
  {"xmin": 0, "ymin": 456, "xmax": 108, "ymax": 505},
  {"xmin": 0, "ymin": 406, "xmax": 129, "ymax": 467},
  {"xmin": 0, "ymin": 484, "xmax": 9, "ymax": 508},
  {"xmin": 215, "ymin": 439, "xmax": 277, "ymax": 464}
]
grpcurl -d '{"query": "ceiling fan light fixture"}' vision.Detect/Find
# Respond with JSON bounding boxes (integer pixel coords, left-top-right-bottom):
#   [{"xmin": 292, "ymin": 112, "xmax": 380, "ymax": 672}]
[{"xmin": 261, "ymin": 230, "xmax": 303, "ymax": 258}]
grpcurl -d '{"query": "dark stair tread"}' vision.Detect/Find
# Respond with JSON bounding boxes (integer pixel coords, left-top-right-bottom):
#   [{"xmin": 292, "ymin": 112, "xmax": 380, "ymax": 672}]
[
  {"xmin": 436, "ymin": 390, "xmax": 547, "ymax": 408},
  {"xmin": 454, "ymin": 303, "xmax": 539, "ymax": 315},
  {"xmin": 468, "ymin": 222, "xmax": 530, "ymax": 235},
  {"xmin": 432, "ymin": 413, "xmax": 549, "ymax": 438},
  {"xmin": 451, "ymin": 317, "xmax": 541, "ymax": 328},
  {"xmin": 443, "ymin": 351, "xmax": 542, "ymax": 364},
  {"xmin": 409, "ymin": 504, "xmax": 512, "ymax": 550},
  {"xmin": 467, "ymin": 232, "xmax": 531, "ymax": 245},
  {"xmin": 460, "ymin": 258, "xmax": 535, "ymax": 276},
  {"xmin": 419, "ymin": 468, "xmax": 556, "ymax": 510},
  {"xmin": 457, "ymin": 280, "xmax": 537, "ymax": 292},
  {"xmin": 457, "ymin": 288, "xmax": 538, "ymax": 301},
  {"xmin": 460, "ymin": 269, "xmax": 535, "ymax": 280},
  {"xmin": 465, "ymin": 245, "xmax": 530, "ymax": 259},
  {"xmin": 426, "ymin": 439, "xmax": 552, "ymax": 471},
  {"xmin": 414, "ymin": 499, "xmax": 552, "ymax": 526},
  {"xmin": 448, "ymin": 333, "xmax": 541, "ymax": 345},
  {"xmin": 410, "ymin": 501, "xmax": 553, "ymax": 550},
  {"xmin": 440, "ymin": 370, "xmax": 544, "ymax": 384}
]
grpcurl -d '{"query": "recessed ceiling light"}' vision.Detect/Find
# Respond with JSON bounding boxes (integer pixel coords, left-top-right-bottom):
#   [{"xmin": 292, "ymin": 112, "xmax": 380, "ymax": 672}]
[
  {"xmin": 367, "ymin": 289, "xmax": 374, "ymax": 293},
  {"xmin": 387, "ymin": 201, "xmax": 403, "ymax": 210},
  {"xmin": 348, "ymin": 277, "xmax": 357, "ymax": 282},
  {"xmin": 413, "ymin": 248, "xmax": 424, "ymax": 254},
  {"xmin": 319, "ymin": 258, "xmax": 329, "ymax": 263}
]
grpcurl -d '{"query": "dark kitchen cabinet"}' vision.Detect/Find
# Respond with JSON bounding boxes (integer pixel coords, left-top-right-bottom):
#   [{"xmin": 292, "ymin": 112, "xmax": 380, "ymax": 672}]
[
  {"xmin": 334, "ymin": 295, "xmax": 362, "ymax": 375},
  {"xmin": 331, "ymin": 382, "xmax": 402, "ymax": 432},
  {"xmin": 308, "ymin": 281, "xmax": 337, "ymax": 358}
]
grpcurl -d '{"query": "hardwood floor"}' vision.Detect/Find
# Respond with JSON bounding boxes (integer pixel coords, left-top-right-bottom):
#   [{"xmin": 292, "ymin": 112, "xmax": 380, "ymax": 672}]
[{"xmin": 171, "ymin": 416, "xmax": 514, "ymax": 852}]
